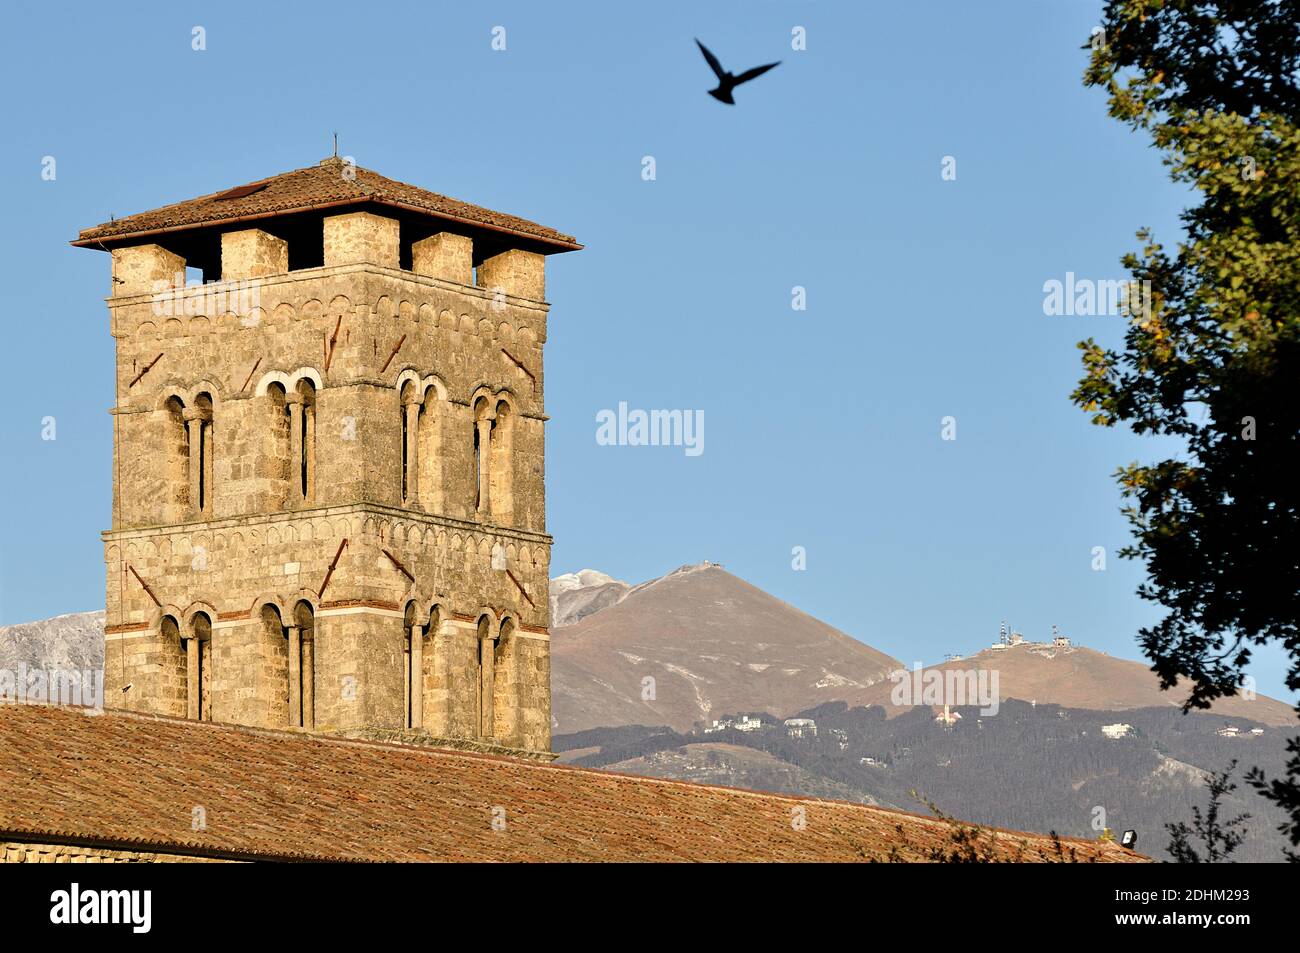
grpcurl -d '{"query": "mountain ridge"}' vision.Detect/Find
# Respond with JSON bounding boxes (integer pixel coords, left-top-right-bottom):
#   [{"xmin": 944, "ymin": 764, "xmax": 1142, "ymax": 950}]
[{"xmin": 551, "ymin": 563, "xmax": 1297, "ymax": 730}]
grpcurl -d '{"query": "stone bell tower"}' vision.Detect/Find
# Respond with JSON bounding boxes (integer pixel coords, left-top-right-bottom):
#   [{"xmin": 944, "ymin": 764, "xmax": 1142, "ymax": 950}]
[{"xmin": 75, "ymin": 157, "xmax": 579, "ymax": 758}]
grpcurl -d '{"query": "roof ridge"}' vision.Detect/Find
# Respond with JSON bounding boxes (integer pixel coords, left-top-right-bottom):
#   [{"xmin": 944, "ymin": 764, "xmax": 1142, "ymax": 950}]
[{"xmin": 72, "ymin": 157, "xmax": 580, "ymax": 250}]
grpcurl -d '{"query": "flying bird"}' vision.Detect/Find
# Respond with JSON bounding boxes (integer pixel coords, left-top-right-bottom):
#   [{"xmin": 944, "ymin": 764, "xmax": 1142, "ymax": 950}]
[{"xmin": 695, "ymin": 39, "xmax": 780, "ymax": 104}]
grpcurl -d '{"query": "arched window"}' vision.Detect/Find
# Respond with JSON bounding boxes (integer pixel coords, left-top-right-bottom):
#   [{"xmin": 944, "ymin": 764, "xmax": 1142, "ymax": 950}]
[
  {"xmin": 475, "ymin": 614, "xmax": 498, "ymax": 739},
  {"xmin": 473, "ymin": 398, "xmax": 495, "ymax": 516},
  {"xmin": 403, "ymin": 604, "xmax": 439, "ymax": 730},
  {"xmin": 492, "ymin": 617, "xmax": 518, "ymax": 744},
  {"xmin": 400, "ymin": 380, "xmax": 422, "ymax": 505},
  {"xmin": 265, "ymin": 383, "xmax": 291, "ymax": 507},
  {"xmin": 291, "ymin": 380, "xmax": 316, "ymax": 502},
  {"xmin": 261, "ymin": 603, "xmax": 289, "ymax": 726},
  {"xmin": 489, "ymin": 398, "xmax": 514, "ymax": 523},
  {"xmin": 162, "ymin": 397, "xmax": 190, "ymax": 520},
  {"xmin": 158, "ymin": 614, "xmax": 186, "ymax": 718},
  {"xmin": 186, "ymin": 393, "xmax": 215, "ymax": 517},
  {"xmin": 416, "ymin": 387, "xmax": 444, "ymax": 513},
  {"xmin": 291, "ymin": 601, "xmax": 315, "ymax": 730},
  {"xmin": 186, "ymin": 612, "xmax": 213, "ymax": 721}
]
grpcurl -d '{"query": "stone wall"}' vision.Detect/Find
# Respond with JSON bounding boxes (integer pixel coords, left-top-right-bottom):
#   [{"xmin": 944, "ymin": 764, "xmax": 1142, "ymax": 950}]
[{"xmin": 109, "ymin": 261, "xmax": 549, "ymax": 532}]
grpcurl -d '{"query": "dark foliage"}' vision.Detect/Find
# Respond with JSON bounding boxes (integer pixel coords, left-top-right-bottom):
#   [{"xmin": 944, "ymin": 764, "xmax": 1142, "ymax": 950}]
[{"xmin": 1166, "ymin": 759, "xmax": 1251, "ymax": 861}]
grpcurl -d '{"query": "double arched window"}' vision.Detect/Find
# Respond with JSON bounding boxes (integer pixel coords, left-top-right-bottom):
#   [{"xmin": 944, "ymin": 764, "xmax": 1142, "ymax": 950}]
[
  {"xmin": 396, "ymin": 375, "xmax": 516, "ymax": 521},
  {"xmin": 288, "ymin": 380, "xmax": 316, "ymax": 501},
  {"xmin": 255, "ymin": 370, "xmax": 321, "ymax": 509},
  {"xmin": 397, "ymin": 373, "xmax": 448, "ymax": 513},
  {"xmin": 158, "ymin": 611, "xmax": 211, "ymax": 720},
  {"xmin": 473, "ymin": 613, "xmax": 519, "ymax": 743},
  {"xmin": 472, "ymin": 393, "xmax": 514, "ymax": 523},
  {"xmin": 403, "ymin": 603, "xmax": 440, "ymax": 731},
  {"xmin": 160, "ymin": 390, "xmax": 215, "ymax": 519},
  {"xmin": 261, "ymin": 600, "xmax": 316, "ymax": 729}
]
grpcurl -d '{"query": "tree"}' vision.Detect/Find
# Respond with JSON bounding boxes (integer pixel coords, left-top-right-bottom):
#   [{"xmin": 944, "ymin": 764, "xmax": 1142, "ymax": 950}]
[
  {"xmin": 1074, "ymin": 0, "xmax": 1300, "ymax": 857},
  {"xmin": 1166, "ymin": 760, "xmax": 1252, "ymax": 862}
]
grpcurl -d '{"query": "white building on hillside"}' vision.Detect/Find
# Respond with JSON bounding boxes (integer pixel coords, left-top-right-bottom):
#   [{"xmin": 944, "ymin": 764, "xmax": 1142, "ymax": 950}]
[
  {"xmin": 705, "ymin": 714, "xmax": 764, "ymax": 734},
  {"xmin": 784, "ymin": 718, "xmax": 816, "ymax": 739}
]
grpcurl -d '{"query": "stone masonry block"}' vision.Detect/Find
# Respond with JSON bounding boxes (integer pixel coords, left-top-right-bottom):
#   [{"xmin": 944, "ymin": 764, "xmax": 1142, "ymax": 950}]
[
  {"xmin": 411, "ymin": 232, "xmax": 473, "ymax": 284},
  {"xmin": 221, "ymin": 229, "xmax": 288, "ymax": 280},
  {"xmin": 477, "ymin": 249, "xmax": 544, "ymax": 301},
  {"xmin": 323, "ymin": 211, "xmax": 399, "ymax": 268},
  {"xmin": 112, "ymin": 244, "xmax": 185, "ymax": 296}
]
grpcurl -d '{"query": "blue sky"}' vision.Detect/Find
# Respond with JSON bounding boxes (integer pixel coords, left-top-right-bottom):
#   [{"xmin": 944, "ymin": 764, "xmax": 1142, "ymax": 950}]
[{"xmin": 1, "ymin": 0, "xmax": 1293, "ymax": 702}]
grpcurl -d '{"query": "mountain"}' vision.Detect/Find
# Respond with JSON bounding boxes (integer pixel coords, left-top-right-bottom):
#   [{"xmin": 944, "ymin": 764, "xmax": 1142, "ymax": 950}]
[
  {"xmin": 858, "ymin": 642, "xmax": 1297, "ymax": 727},
  {"xmin": 550, "ymin": 563, "xmax": 902, "ymax": 734},
  {"xmin": 0, "ymin": 610, "xmax": 103, "ymax": 674}
]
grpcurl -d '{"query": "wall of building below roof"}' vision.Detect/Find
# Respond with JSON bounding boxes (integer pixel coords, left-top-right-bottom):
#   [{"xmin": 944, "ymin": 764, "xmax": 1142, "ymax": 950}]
[{"xmin": 1, "ymin": 841, "xmax": 232, "ymax": 863}]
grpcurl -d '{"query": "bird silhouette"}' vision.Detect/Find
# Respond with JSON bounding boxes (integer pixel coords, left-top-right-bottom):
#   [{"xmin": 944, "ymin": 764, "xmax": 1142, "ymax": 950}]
[{"xmin": 695, "ymin": 39, "xmax": 780, "ymax": 104}]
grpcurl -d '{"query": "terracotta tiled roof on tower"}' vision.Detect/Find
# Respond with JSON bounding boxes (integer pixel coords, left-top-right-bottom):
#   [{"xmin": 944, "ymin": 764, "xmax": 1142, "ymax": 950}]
[
  {"xmin": 0, "ymin": 705, "xmax": 1147, "ymax": 863},
  {"xmin": 73, "ymin": 157, "xmax": 580, "ymax": 251}
]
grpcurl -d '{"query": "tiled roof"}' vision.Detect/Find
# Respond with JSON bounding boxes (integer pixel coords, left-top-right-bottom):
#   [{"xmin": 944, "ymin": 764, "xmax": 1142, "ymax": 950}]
[
  {"xmin": 0, "ymin": 705, "xmax": 1145, "ymax": 862},
  {"xmin": 72, "ymin": 158, "xmax": 580, "ymax": 251}
]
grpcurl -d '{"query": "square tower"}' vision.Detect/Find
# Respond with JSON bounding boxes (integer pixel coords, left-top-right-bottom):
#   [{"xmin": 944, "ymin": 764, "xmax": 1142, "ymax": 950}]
[{"xmin": 75, "ymin": 157, "xmax": 579, "ymax": 758}]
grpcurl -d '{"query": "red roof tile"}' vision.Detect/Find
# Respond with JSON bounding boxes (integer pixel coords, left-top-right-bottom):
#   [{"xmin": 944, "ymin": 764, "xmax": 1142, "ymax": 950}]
[
  {"xmin": 72, "ymin": 158, "xmax": 579, "ymax": 251},
  {"xmin": 0, "ymin": 705, "xmax": 1146, "ymax": 862}
]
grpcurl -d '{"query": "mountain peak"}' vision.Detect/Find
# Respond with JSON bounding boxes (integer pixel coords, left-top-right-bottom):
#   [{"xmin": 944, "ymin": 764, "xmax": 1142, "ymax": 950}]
[
  {"xmin": 550, "ymin": 564, "xmax": 901, "ymax": 733},
  {"xmin": 551, "ymin": 569, "xmax": 625, "ymax": 594},
  {"xmin": 549, "ymin": 562, "xmax": 732, "ymax": 629}
]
